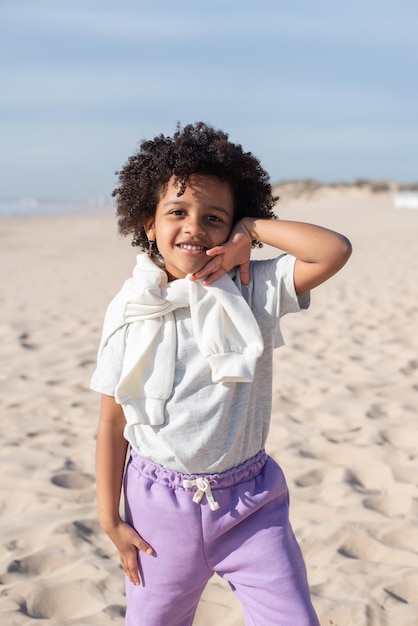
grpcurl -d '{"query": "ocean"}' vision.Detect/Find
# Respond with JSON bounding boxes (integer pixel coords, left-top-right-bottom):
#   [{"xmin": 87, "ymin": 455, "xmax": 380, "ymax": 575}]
[{"xmin": 0, "ymin": 198, "xmax": 115, "ymax": 218}]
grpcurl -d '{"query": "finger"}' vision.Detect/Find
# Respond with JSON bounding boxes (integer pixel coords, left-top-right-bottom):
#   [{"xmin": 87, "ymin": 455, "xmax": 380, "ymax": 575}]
[
  {"xmin": 124, "ymin": 522, "xmax": 154, "ymax": 556},
  {"xmin": 205, "ymin": 244, "xmax": 226, "ymax": 257},
  {"xmin": 202, "ymin": 268, "xmax": 225, "ymax": 286},
  {"xmin": 121, "ymin": 550, "xmax": 141, "ymax": 586},
  {"xmin": 135, "ymin": 536, "xmax": 154, "ymax": 556},
  {"xmin": 239, "ymin": 261, "xmax": 251, "ymax": 285},
  {"xmin": 190, "ymin": 258, "xmax": 222, "ymax": 280}
]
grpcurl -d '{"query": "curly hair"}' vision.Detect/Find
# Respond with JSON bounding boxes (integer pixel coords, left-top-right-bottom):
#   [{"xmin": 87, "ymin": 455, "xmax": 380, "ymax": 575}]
[{"xmin": 112, "ymin": 122, "xmax": 277, "ymax": 250}]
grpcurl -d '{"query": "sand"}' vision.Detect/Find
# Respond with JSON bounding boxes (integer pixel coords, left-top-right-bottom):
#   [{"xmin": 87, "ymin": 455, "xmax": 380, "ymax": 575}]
[{"xmin": 0, "ymin": 186, "xmax": 417, "ymax": 625}]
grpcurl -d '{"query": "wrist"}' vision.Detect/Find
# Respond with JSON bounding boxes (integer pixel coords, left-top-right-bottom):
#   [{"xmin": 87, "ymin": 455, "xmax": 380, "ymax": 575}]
[
  {"xmin": 98, "ymin": 511, "xmax": 123, "ymax": 534},
  {"xmin": 235, "ymin": 217, "xmax": 255, "ymax": 240}
]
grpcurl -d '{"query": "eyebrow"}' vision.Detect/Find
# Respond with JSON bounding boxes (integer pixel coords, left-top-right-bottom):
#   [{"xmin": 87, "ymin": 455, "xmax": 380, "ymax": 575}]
[{"xmin": 162, "ymin": 200, "xmax": 231, "ymax": 217}]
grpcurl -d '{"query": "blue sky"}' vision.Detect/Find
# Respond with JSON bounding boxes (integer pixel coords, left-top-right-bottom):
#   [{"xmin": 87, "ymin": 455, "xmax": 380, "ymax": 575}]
[{"xmin": 1, "ymin": 0, "xmax": 417, "ymax": 202}]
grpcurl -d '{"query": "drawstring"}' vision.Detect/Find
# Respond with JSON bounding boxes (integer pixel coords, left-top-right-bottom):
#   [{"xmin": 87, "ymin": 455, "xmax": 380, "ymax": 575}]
[{"xmin": 183, "ymin": 477, "xmax": 220, "ymax": 511}]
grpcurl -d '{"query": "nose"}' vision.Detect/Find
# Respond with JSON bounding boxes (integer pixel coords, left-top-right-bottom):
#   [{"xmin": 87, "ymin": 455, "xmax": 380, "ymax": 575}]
[{"xmin": 184, "ymin": 213, "xmax": 206, "ymax": 236}]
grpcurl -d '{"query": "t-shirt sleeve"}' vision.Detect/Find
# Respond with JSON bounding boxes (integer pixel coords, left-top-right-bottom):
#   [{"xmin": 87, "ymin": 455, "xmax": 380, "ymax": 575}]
[
  {"xmin": 90, "ymin": 325, "xmax": 128, "ymax": 396},
  {"xmin": 250, "ymin": 254, "xmax": 310, "ymax": 348},
  {"xmin": 275, "ymin": 253, "xmax": 310, "ymax": 316}
]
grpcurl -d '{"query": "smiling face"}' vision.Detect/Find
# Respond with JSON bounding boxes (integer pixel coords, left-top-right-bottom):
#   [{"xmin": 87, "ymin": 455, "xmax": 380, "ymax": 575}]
[{"xmin": 145, "ymin": 174, "xmax": 234, "ymax": 281}]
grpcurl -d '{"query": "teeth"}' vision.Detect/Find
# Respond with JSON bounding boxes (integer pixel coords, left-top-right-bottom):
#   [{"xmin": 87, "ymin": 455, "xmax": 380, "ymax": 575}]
[{"xmin": 179, "ymin": 244, "xmax": 205, "ymax": 251}]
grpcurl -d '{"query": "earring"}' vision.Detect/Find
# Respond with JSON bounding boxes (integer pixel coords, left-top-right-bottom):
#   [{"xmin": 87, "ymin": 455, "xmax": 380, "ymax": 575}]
[{"xmin": 147, "ymin": 239, "xmax": 156, "ymax": 257}]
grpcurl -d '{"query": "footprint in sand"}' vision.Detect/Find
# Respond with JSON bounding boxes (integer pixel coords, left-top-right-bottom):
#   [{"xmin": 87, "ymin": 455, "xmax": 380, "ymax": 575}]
[
  {"xmin": 346, "ymin": 462, "xmax": 394, "ymax": 492},
  {"xmin": 0, "ymin": 548, "xmax": 74, "ymax": 584},
  {"xmin": 363, "ymin": 493, "xmax": 413, "ymax": 517},
  {"xmin": 381, "ymin": 524, "xmax": 418, "ymax": 551},
  {"xmin": 295, "ymin": 466, "xmax": 345, "ymax": 488},
  {"xmin": 380, "ymin": 427, "xmax": 418, "ymax": 451},
  {"xmin": 24, "ymin": 579, "xmax": 106, "ymax": 619},
  {"xmin": 400, "ymin": 359, "xmax": 418, "ymax": 376},
  {"xmin": 78, "ymin": 357, "xmax": 96, "ymax": 368},
  {"xmin": 18, "ymin": 332, "xmax": 37, "ymax": 350},
  {"xmin": 338, "ymin": 528, "xmax": 418, "ymax": 566},
  {"xmin": 55, "ymin": 518, "xmax": 98, "ymax": 541},
  {"xmin": 51, "ymin": 472, "xmax": 94, "ymax": 489},
  {"xmin": 347, "ymin": 462, "xmax": 417, "ymax": 516},
  {"xmin": 52, "ymin": 518, "xmax": 111, "ymax": 557},
  {"xmin": 104, "ymin": 604, "xmax": 126, "ymax": 619},
  {"xmin": 385, "ymin": 571, "xmax": 418, "ymax": 604},
  {"xmin": 365, "ymin": 403, "xmax": 387, "ymax": 420}
]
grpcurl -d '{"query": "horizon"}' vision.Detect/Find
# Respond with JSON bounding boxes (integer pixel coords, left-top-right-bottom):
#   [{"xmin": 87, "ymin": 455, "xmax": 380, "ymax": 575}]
[{"xmin": 2, "ymin": 178, "xmax": 417, "ymax": 219}]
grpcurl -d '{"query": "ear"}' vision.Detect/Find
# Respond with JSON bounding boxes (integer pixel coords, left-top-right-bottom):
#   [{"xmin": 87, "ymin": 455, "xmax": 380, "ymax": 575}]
[{"xmin": 144, "ymin": 218, "xmax": 155, "ymax": 241}]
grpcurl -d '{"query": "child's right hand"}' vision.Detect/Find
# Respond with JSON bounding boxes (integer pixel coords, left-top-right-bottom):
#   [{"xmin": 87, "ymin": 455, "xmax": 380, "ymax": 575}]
[
  {"xmin": 190, "ymin": 219, "xmax": 253, "ymax": 286},
  {"xmin": 105, "ymin": 518, "xmax": 154, "ymax": 586}
]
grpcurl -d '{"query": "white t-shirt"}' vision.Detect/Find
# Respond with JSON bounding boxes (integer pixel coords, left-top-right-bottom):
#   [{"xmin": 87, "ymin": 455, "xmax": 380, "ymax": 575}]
[{"xmin": 91, "ymin": 254, "xmax": 309, "ymax": 474}]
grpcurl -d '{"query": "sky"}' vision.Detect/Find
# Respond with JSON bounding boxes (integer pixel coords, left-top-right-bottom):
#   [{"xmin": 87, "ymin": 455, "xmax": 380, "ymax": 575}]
[{"xmin": 1, "ymin": 0, "xmax": 418, "ymax": 204}]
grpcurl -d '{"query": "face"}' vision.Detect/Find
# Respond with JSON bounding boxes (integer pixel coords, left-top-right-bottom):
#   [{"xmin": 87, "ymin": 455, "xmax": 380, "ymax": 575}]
[{"xmin": 146, "ymin": 174, "xmax": 234, "ymax": 281}]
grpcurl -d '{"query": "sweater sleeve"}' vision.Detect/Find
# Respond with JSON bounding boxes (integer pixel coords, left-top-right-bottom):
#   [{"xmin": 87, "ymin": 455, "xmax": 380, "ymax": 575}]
[{"xmin": 90, "ymin": 325, "xmax": 128, "ymax": 396}]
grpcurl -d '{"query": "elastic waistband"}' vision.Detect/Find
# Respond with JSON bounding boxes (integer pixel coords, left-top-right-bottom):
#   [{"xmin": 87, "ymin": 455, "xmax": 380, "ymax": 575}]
[{"xmin": 128, "ymin": 449, "xmax": 268, "ymax": 491}]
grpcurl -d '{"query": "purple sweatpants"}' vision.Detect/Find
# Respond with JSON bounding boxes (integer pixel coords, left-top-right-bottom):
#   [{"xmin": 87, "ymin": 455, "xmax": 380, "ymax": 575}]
[{"xmin": 124, "ymin": 449, "xmax": 320, "ymax": 626}]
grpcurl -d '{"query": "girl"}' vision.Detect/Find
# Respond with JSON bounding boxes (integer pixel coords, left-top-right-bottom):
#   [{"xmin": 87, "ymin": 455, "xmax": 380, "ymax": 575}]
[{"xmin": 92, "ymin": 122, "xmax": 351, "ymax": 626}]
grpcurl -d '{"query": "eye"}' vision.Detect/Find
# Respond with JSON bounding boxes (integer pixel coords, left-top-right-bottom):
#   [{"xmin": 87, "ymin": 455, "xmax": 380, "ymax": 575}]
[
  {"xmin": 207, "ymin": 214, "xmax": 222, "ymax": 222},
  {"xmin": 170, "ymin": 209, "xmax": 185, "ymax": 216}
]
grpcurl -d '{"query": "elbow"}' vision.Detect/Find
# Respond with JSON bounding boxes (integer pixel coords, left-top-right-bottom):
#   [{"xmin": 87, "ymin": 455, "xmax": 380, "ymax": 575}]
[
  {"xmin": 324, "ymin": 234, "xmax": 352, "ymax": 279},
  {"xmin": 337, "ymin": 234, "xmax": 352, "ymax": 268}
]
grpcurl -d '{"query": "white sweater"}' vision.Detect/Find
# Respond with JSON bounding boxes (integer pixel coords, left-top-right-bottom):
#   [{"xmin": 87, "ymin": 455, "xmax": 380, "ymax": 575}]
[{"xmin": 95, "ymin": 253, "xmax": 264, "ymax": 428}]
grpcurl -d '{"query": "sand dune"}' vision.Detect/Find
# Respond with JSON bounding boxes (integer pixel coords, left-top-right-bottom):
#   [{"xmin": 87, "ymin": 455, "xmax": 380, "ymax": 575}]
[{"xmin": 0, "ymin": 186, "xmax": 417, "ymax": 625}]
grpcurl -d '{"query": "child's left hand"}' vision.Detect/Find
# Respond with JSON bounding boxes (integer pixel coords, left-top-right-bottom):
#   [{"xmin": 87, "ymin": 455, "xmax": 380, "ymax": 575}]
[{"xmin": 190, "ymin": 221, "xmax": 252, "ymax": 286}]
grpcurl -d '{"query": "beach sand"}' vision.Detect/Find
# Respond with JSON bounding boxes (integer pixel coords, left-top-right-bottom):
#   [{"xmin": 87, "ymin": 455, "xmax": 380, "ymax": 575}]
[{"xmin": 0, "ymin": 186, "xmax": 417, "ymax": 625}]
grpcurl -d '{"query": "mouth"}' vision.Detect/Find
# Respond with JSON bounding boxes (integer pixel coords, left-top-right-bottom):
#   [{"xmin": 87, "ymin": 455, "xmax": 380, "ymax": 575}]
[{"xmin": 176, "ymin": 243, "xmax": 207, "ymax": 253}]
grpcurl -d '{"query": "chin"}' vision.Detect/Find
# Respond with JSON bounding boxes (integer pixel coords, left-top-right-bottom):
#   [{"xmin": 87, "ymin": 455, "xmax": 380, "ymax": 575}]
[{"xmin": 165, "ymin": 259, "xmax": 207, "ymax": 281}]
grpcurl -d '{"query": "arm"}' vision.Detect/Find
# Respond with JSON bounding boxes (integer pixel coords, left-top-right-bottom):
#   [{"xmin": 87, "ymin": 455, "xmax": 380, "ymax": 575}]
[
  {"xmin": 96, "ymin": 394, "xmax": 153, "ymax": 585},
  {"xmin": 240, "ymin": 218, "xmax": 352, "ymax": 295},
  {"xmin": 191, "ymin": 218, "xmax": 351, "ymax": 293}
]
